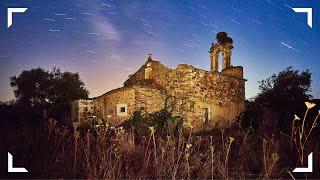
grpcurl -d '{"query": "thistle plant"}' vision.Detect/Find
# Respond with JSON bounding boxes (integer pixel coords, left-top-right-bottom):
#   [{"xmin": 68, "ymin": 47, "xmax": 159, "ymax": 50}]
[
  {"xmin": 268, "ymin": 153, "xmax": 279, "ymax": 176},
  {"xmin": 301, "ymin": 102, "xmax": 316, "ymax": 140},
  {"xmin": 292, "ymin": 102, "xmax": 319, "ymax": 165},
  {"xmin": 291, "ymin": 114, "xmax": 300, "ymax": 149},
  {"xmin": 73, "ymin": 131, "xmax": 80, "ymax": 179},
  {"xmin": 149, "ymin": 126, "xmax": 157, "ymax": 165},
  {"xmin": 185, "ymin": 143, "xmax": 192, "ymax": 180},
  {"xmin": 263, "ymin": 138, "xmax": 279, "ymax": 178},
  {"xmin": 225, "ymin": 137, "xmax": 234, "ymax": 179},
  {"xmin": 48, "ymin": 118, "xmax": 57, "ymax": 139},
  {"xmin": 210, "ymin": 136, "xmax": 215, "ymax": 180}
]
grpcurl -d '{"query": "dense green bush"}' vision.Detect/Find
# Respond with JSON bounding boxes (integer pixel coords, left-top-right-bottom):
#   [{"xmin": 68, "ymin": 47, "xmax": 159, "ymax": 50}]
[{"xmin": 121, "ymin": 108, "xmax": 183, "ymax": 136}]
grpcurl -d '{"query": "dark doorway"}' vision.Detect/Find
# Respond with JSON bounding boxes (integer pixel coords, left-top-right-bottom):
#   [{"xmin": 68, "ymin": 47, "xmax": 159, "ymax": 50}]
[{"xmin": 203, "ymin": 108, "xmax": 209, "ymax": 124}]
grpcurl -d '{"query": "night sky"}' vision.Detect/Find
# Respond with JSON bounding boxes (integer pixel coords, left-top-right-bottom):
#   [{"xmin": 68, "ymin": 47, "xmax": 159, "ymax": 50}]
[{"xmin": 0, "ymin": 0, "xmax": 319, "ymax": 101}]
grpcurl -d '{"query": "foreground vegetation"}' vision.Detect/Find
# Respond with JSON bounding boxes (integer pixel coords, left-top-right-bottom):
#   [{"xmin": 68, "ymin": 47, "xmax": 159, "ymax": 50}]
[{"xmin": 2, "ymin": 101, "xmax": 319, "ymax": 179}]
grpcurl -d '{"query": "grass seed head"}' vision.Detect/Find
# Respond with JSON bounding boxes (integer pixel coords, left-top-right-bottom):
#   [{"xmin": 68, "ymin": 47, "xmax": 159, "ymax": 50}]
[
  {"xmin": 294, "ymin": 114, "xmax": 300, "ymax": 121},
  {"xmin": 229, "ymin": 137, "xmax": 235, "ymax": 143},
  {"xmin": 271, "ymin": 153, "xmax": 279, "ymax": 161},
  {"xmin": 74, "ymin": 131, "xmax": 80, "ymax": 140},
  {"xmin": 186, "ymin": 143, "xmax": 192, "ymax": 149},
  {"xmin": 149, "ymin": 126, "xmax": 155, "ymax": 134},
  {"xmin": 305, "ymin": 102, "xmax": 316, "ymax": 109}
]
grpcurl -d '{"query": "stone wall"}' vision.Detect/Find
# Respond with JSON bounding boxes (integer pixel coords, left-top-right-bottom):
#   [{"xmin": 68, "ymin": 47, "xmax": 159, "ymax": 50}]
[
  {"xmin": 124, "ymin": 59, "xmax": 170, "ymax": 86},
  {"xmin": 92, "ymin": 85, "xmax": 166, "ymax": 126},
  {"xmin": 156, "ymin": 64, "xmax": 245, "ymax": 104},
  {"xmin": 134, "ymin": 86, "xmax": 166, "ymax": 113},
  {"xmin": 154, "ymin": 64, "xmax": 245, "ymax": 129},
  {"xmin": 220, "ymin": 66, "xmax": 243, "ymax": 79},
  {"xmin": 93, "ymin": 87, "xmax": 136, "ymax": 126}
]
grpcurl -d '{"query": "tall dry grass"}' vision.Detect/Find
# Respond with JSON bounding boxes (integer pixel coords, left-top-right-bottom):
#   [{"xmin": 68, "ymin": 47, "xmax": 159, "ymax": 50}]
[
  {"xmin": 22, "ymin": 121, "xmax": 283, "ymax": 179},
  {"xmin": 7, "ymin": 101, "xmax": 320, "ymax": 179}
]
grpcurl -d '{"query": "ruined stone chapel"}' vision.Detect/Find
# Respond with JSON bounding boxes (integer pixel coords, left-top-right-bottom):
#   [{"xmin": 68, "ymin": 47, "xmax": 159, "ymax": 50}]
[{"xmin": 71, "ymin": 32, "xmax": 246, "ymax": 130}]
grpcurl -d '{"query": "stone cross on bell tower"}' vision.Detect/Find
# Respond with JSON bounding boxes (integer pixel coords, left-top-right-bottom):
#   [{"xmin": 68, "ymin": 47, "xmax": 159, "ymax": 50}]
[{"xmin": 209, "ymin": 32, "xmax": 233, "ymax": 72}]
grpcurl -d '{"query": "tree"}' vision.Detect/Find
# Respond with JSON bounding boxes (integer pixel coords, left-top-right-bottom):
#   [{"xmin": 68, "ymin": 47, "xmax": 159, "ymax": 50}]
[
  {"xmin": 9, "ymin": 67, "xmax": 89, "ymax": 123},
  {"xmin": 10, "ymin": 68, "xmax": 51, "ymax": 107},
  {"xmin": 46, "ymin": 68, "xmax": 89, "ymax": 121},
  {"xmin": 254, "ymin": 66, "xmax": 312, "ymax": 134}
]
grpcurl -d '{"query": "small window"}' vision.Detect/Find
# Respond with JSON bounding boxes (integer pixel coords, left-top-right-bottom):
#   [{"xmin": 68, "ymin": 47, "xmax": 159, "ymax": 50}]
[
  {"xmin": 203, "ymin": 108, "xmax": 210, "ymax": 124},
  {"xmin": 145, "ymin": 67, "xmax": 152, "ymax": 79},
  {"xmin": 117, "ymin": 104, "xmax": 128, "ymax": 116}
]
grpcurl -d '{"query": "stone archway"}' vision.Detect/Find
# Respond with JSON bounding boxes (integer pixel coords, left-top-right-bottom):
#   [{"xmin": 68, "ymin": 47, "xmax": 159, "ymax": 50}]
[
  {"xmin": 209, "ymin": 32, "xmax": 233, "ymax": 72},
  {"xmin": 210, "ymin": 44, "xmax": 232, "ymax": 72}
]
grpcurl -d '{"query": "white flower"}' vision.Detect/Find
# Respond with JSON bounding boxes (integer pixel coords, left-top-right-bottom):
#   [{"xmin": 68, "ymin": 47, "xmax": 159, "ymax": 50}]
[
  {"xmin": 305, "ymin": 102, "xmax": 316, "ymax": 109},
  {"xmin": 229, "ymin": 137, "xmax": 235, "ymax": 143},
  {"xmin": 186, "ymin": 143, "xmax": 192, "ymax": 149},
  {"xmin": 149, "ymin": 126, "xmax": 155, "ymax": 134},
  {"xmin": 312, "ymin": 123, "xmax": 318, "ymax": 128},
  {"xmin": 294, "ymin": 114, "xmax": 300, "ymax": 121}
]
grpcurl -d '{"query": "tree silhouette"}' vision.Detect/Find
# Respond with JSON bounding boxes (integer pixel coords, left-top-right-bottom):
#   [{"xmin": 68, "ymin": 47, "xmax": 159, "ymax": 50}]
[
  {"xmin": 255, "ymin": 66, "xmax": 312, "ymax": 133},
  {"xmin": 9, "ymin": 67, "xmax": 89, "ymax": 123}
]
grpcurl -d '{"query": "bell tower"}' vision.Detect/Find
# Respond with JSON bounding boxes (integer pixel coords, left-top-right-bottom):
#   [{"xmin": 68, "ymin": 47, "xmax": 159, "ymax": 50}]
[
  {"xmin": 144, "ymin": 53, "xmax": 153, "ymax": 79},
  {"xmin": 209, "ymin": 32, "xmax": 233, "ymax": 72}
]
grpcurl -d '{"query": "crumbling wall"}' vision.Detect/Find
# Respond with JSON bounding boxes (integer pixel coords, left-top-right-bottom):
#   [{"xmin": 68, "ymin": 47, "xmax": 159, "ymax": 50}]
[
  {"xmin": 134, "ymin": 86, "xmax": 167, "ymax": 113},
  {"xmin": 92, "ymin": 96, "xmax": 106, "ymax": 120},
  {"xmin": 124, "ymin": 59, "xmax": 170, "ymax": 86},
  {"xmin": 155, "ymin": 64, "xmax": 245, "ymax": 129},
  {"xmin": 92, "ymin": 85, "xmax": 167, "ymax": 127},
  {"xmin": 105, "ymin": 88, "xmax": 136, "ymax": 125},
  {"xmin": 156, "ymin": 64, "xmax": 245, "ymax": 104},
  {"xmin": 221, "ymin": 66, "xmax": 243, "ymax": 79}
]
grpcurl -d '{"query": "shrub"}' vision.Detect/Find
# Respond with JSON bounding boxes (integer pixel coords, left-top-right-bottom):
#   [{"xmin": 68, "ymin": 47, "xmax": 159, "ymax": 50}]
[
  {"xmin": 121, "ymin": 108, "xmax": 183, "ymax": 136},
  {"xmin": 76, "ymin": 121, "xmax": 94, "ymax": 135}
]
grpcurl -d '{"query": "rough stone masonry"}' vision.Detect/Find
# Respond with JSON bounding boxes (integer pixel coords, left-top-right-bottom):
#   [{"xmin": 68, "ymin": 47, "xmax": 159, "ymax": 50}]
[{"xmin": 71, "ymin": 32, "xmax": 246, "ymax": 131}]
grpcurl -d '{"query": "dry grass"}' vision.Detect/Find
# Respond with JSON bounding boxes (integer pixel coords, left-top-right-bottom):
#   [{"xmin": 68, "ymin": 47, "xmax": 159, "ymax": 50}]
[
  {"xmin": 5, "ymin": 102, "xmax": 320, "ymax": 179},
  {"xmin": 21, "ymin": 121, "xmax": 281, "ymax": 179},
  {"xmin": 291, "ymin": 102, "xmax": 319, "ymax": 166}
]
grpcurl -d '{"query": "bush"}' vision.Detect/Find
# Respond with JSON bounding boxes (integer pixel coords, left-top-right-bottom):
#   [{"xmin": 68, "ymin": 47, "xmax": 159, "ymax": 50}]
[
  {"xmin": 121, "ymin": 108, "xmax": 183, "ymax": 136},
  {"xmin": 76, "ymin": 121, "xmax": 95, "ymax": 135}
]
